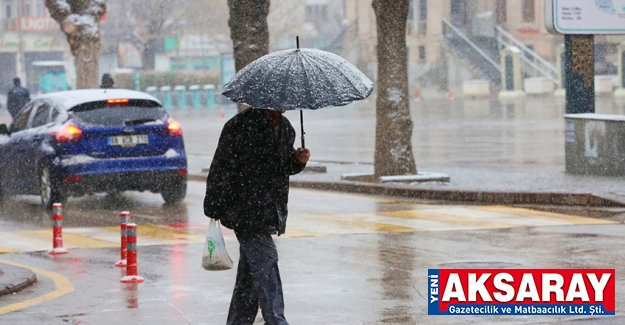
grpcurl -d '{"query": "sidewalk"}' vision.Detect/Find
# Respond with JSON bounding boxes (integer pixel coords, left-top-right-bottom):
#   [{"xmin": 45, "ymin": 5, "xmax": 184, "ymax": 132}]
[
  {"xmin": 187, "ymin": 154, "xmax": 625, "ymax": 207},
  {"xmin": 182, "ymin": 97, "xmax": 625, "ymax": 207}
]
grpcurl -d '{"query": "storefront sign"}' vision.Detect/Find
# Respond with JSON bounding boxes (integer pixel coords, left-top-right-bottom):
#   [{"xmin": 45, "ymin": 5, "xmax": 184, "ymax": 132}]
[
  {"xmin": 0, "ymin": 34, "xmax": 66, "ymax": 52},
  {"xmin": 7, "ymin": 17, "xmax": 58, "ymax": 33}
]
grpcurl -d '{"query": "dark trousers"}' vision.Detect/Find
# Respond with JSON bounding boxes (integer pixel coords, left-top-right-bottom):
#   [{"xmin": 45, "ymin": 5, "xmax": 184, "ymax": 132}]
[{"xmin": 226, "ymin": 232, "xmax": 289, "ymax": 325}]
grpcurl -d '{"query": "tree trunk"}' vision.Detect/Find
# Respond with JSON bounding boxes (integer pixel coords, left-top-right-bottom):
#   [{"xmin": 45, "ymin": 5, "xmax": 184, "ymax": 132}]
[
  {"xmin": 372, "ymin": 0, "xmax": 417, "ymax": 177},
  {"xmin": 74, "ymin": 41, "xmax": 101, "ymax": 89},
  {"xmin": 45, "ymin": 0, "xmax": 105, "ymax": 89},
  {"xmin": 227, "ymin": 0, "xmax": 270, "ymax": 111},
  {"xmin": 142, "ymin": 39, "xmax": 158, "ymax": 71}
]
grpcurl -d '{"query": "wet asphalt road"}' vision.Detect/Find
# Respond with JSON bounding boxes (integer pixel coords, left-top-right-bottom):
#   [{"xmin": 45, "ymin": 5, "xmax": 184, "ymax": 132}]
[
  {"xmin": 1, "ymin": 181, "xmax": 625, "ymax": 324},
  {"xmin": 1, "ymin": 99, "xmax": 625, "ymax": 323}
]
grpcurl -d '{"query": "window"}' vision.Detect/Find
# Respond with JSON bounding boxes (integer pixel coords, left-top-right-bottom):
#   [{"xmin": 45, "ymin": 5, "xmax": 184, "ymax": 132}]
[
  {"xmin": 70, "ymin": 100, "xmax": 166, "ymax": 127},
  {"xmin": 35, "ymin": 0, "xmax": 43, "ymax": 16},
  {"xmin": 419, "ymin": 0, "xmax": 427, "ymax": 20},
  {"xmin": 6, "ymin": 1, "xmax": 12, "ymax": 19},
  {"xmin": 522, "ymin": 0, "xmax": 535, "ymax": 22},
  {"xmin": 496, "ymin": 0, "xmax": 506, "ymax": 23},
  {"xmin": 418, "ymin": 46, "xmax": 426, "ymax": 60},
  {"xmin": 31, "ymin": 103, "xmax": 51, "ymax": 128},
  {"xmin": 11, "ymin": 105, "xmax": 34, "ymax": 133},
  {"xmin": 51, "ymin": 108, "xmax": 61, "ymax": 123}
]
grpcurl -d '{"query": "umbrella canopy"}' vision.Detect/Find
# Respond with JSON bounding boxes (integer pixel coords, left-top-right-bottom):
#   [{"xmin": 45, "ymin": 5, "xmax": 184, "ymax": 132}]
[{"xmin": 222, "ymin": 48, "xmax": 373, "ymax": 110}]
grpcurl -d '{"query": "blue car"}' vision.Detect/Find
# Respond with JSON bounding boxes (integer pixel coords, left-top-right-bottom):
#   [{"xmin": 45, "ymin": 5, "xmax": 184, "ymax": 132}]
[{"xmin": 0, "ymin": 89, "xmax": 187, "ymax": 209}]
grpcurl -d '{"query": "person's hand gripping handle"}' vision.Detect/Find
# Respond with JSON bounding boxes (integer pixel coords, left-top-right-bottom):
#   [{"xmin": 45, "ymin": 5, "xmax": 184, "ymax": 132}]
[{"xmin": 295, "ymin": 148, "xmax": 310, "ymax": 164}]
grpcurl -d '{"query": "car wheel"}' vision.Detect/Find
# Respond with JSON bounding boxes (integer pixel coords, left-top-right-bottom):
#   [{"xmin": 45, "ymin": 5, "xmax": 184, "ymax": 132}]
[
  {"xmin": 161, "ymin": 178, "xmax": 187, "ymax": 204},
  {"xmin": 40, "ymin": 165, "xmax": 66, "ymax": 210}
]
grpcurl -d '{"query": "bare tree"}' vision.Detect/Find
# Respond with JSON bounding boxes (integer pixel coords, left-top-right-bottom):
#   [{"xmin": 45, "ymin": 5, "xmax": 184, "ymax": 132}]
[
  {"xmin": 227, "ymin": 0, "xmax": 270, "ymax": 111},
  {"xmin": 45, "ymin": 0, "xmax": 106, "ymax": 89},
  {"xmin": 372, "ymin": 0, "xmax": 417, "ymax": 176},
  {"xmin": 102, "ymin": 0, "xmax": 188, "ymax": 70}
]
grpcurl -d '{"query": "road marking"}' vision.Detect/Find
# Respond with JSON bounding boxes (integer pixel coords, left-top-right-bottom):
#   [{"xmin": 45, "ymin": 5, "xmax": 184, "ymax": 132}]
[
  {"xmin": 471, "ymin": 206, "xmax": 617, "ymax": 225},
  {"xmin": 0, "ymin": 259, "xmax": 74, "ymax": 315},
  {"xmin": 382, "ymin": 209, "xmax": 514, "ymax": 229},
  {"xmin": 282, "ymin": 226, "xmax": 329, "ymax": 238},
  {"xmin": 302, "ymin": 214, "xmax": 423, "ymax": 233},
  {"xmin": 16, "ymin": 230, "xmax": 118, "ymax": 249},
  {"xmin": 131, "ymin": 224, "xmax": 205, "ymax": 243},
  {"xmin": 0, "ymin": 204, "xmax": 615, "ymax": 252}
]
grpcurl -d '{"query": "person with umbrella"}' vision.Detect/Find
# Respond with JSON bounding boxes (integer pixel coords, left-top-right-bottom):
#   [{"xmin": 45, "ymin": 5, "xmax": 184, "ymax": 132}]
[
  {"xmin": 204, "ymin": 107, "xmax": 310, "ymax": 325},
  {"xmin": 205, "ymin": 37, "xmax": 371, "ymax": 325}
]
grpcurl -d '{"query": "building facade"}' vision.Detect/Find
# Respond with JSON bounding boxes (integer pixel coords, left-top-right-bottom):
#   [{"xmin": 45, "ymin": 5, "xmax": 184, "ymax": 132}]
[
  {"xmin": 0, "ymin": 0, "xmax": 71, "ymax": 93},
  {"xmin": 344, "ymin": 0, "xmax": 623, "ymax": 92}
]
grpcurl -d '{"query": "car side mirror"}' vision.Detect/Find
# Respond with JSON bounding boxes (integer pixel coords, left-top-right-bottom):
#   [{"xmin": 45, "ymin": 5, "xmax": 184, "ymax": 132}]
[{"xmin": 0, "ymin": 124, "xmax": 8, "ymax": 135}]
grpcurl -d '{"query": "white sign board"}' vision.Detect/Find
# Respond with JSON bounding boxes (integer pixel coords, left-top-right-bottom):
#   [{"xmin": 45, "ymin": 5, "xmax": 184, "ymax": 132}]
[{"xmin": 546, "ymin": 0, "xmax": 625, "ymax": 34}]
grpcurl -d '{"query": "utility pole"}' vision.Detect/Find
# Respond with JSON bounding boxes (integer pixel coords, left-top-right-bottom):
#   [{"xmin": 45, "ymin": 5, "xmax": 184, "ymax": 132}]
[{"xmin": 16, "ymin": 0, "xmax": 27, "ymax": 86}]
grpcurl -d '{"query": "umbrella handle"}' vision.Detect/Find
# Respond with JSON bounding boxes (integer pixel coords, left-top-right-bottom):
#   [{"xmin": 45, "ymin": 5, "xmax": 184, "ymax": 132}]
[{"xmin": 300, "ymin": 110, "xmax": 305, "ymax": 149}]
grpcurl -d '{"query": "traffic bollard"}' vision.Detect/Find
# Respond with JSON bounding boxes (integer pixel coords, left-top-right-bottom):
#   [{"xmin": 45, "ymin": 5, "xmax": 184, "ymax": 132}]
[
  {"xmin": 160, "ymin": 86, "xmax": 173, "ymax": 111},
  {"xmin": 204, "ymin": 84, "xmax": 216, "ymax": 109},
  {"xmin": 189, "ymin": 85, "xmax": 201, "ymax": 109},
  {"xmin": 121, "ymin": 223, "xmax": 144, "ymax": 283},
  {"xmin": 115, "ymin": 211, "xmax": 131, "ymax": 267},
  {"xmin": 48, "ymin": 203, "xmax": 68, "ymax": 255},
  {"xmin": 174, "ymin": 85, "xmax": 187, "ymax": 110},
  {"xmin": 146, "ymin": 86, "xmax": 159, "ymax": 101}
]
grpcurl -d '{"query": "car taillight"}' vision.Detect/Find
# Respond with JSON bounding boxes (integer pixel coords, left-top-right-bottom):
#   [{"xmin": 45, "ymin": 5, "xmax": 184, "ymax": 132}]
[
  {"xmin": 168, "ymin": 120, "xmax": 183, "ymax": 136},
  {"xmin": 51, "ymin": 125, "xmax": 83, "ymax": 142},
  {"xmin": 177, "ymin": 169, "xmax": 187, "ymax": 176},
  {"xmin": 62, "ymin": 175, "xmax": 82, "ymax": 183}
]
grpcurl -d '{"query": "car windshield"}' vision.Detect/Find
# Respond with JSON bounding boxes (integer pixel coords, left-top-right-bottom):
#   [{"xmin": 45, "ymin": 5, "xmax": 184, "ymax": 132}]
[{"xmin": 69, "ymin": 99, "xmax": 167, "ymax": 127}]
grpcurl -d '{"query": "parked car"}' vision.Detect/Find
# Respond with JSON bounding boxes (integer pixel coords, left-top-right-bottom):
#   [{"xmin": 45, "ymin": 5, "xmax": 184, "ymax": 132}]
[{"xmin": 0, "ymin": 89, "xmax": 187, "ymax": 209}]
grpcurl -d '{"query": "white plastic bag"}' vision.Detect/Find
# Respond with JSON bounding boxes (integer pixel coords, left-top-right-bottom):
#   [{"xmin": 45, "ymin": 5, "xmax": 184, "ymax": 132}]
[{"xmin": 202, "ymin": 219, "xmax": 234, "ymax": 271}]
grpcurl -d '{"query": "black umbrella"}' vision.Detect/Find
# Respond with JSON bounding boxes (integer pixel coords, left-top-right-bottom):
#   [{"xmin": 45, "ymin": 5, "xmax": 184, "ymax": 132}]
[{"xmin": 222, "ymin": 37, "xmax": 373, "ymax": 148}]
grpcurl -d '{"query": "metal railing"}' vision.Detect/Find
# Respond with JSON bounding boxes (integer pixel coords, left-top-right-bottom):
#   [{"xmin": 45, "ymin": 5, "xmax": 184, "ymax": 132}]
[
  {"xmin": 442, "ymin": 19, "xmax": 500, "ymax": 72},
  {"xmin": 494, "ymin": 25, "xmax": 559, "ymax": 86},
  {"xmin": 442, "ymin": 19, "xmax": 501, "ymax": 87}
]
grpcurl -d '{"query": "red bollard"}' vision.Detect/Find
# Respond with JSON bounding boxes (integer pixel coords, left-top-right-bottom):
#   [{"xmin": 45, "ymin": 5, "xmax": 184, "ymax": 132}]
[
  {"xmin": 115, "ymin": 211, "xmax": 131, "ymax": 267},
  {"xmin": 121, "ymin": 223, "xmax": 144, "ymax": 283},
  {"xmin": 48, "ymin": 203, "xmax": 68, "ymax": 255},
  {"xmin": 414, "ymin": 88, "xmax": 420, "ymax": 102},
  {"xmin": 220, "ymin": 106, "xmax": 225, "ymax": 121}
]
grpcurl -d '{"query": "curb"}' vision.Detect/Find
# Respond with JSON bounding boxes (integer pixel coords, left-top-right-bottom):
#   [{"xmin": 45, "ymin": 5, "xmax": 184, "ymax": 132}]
[
  {"xmin": 289, "ymin": 180, "xmax": 625, "ymax": 207},
  {"xmin": 0, "ymin": 264, "xmax": 37, "ymax": 297},
  {"xmin": 188, "ymin": 174, "xmax": 625, "ymax": 207}
]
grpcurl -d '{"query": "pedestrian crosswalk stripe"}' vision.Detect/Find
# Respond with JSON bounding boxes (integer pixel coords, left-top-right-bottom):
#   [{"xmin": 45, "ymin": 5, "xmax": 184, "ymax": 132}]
[
  {"xmin": 381, "ymin": 210, "xmax": 515, "ymax": 229},
  {"xmin": 0, "ymin": 204, "xmax": 617, "ymax": 253},
  {"xmin": 282, "ymin": 227, "xmax": 329, "ymax": 238},
  {"xmin": 300, "ymin": 214, "xmax": 423, "ymax": 233},
  {"xmin": 105, "ymin": 225, "xmax": 205, "ymax": 243},
  {"xmin": 16, "ymin": 230, "xmax": 117, "ymax": 249},
  {"xmin": 470, "ymin": 205, "xmax": 616, "ymax": 225},
  {"xmin": 418, "ymin": 207, "xmax": 570, "ymax": 227}
]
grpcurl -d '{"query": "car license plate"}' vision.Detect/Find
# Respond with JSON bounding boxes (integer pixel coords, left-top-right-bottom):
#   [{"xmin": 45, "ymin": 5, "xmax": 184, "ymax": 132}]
[{"xmin": 108, "ymin": 134, "xmax": 149, "ymax": 147}]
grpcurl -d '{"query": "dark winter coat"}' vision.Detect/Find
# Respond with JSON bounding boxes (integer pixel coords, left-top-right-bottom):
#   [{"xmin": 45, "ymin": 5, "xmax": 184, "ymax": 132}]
[
  {"xmin": 204, "ymin": 108, "xmax": 306, "ymax": 235},
  {"xmin": 7, "ymin": 85, "xmax": 30, "ymax": 118}
]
